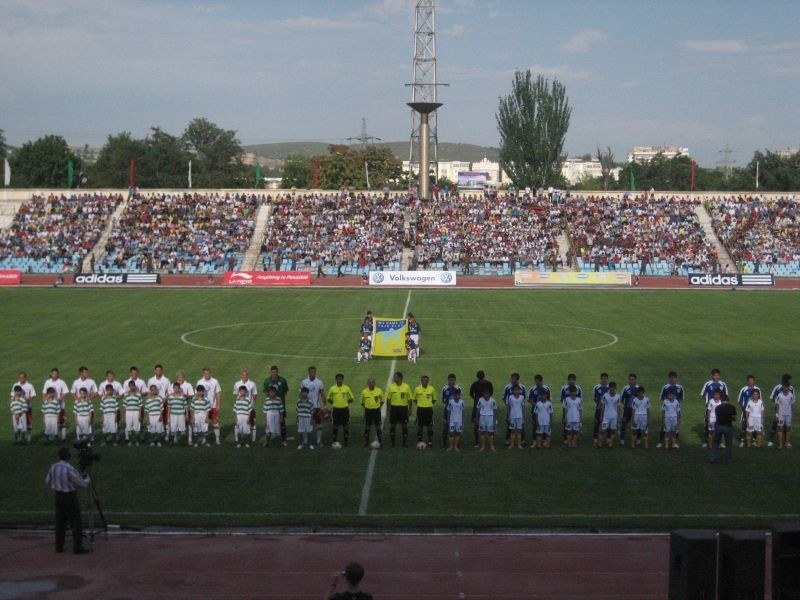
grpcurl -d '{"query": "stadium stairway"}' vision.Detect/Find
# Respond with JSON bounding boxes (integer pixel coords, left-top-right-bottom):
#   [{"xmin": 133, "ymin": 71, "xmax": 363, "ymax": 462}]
[
  {"xmin": 241, "ymin": 202, "xmax": 272, "ymax": 271},
  {"xmin": 556, "ymin": 231, "xmax": 574, "ymax": 271},
  {"xmin": 694, "ymin": 203, "xmax": 738, "ymax": 273},
  {"xmin": 81, "ymin": 197, "xmax": 130, "ymax": 272}
]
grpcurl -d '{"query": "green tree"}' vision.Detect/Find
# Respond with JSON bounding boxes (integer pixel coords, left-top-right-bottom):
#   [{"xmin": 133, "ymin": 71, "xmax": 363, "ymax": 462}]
[
  {"xmin": 595, "ymin": 146, "xmax": 615, "ymax": 191},
  {"xmin": 90, "ymin": 132, "xmax": 148, "ymax": 187},
  {"xmin": 749, "ymin": 150, "xmax": 800, "ymax": 191},
  {"xmin": 281, "ymin": 154, "xmax": 312, "ymax": 188},
  {"xmin": 356, "ymin": 146, "xmax": 402, "ymax": 189},
  {"xmin": 140, "ymin": 127, "xmax": 192, "ymax": 188},
  {"xmin": 181, "ymin": 117, "xmax": 246, "ymax": 187},
  {"xmin": 9, "ymin": 135, "xmax": 80, "ymax": 188},
  {"xmin": 496, "ymin": 70, "xmax": 571, "ymax": 188},
  {"xmin": 317, "ymin": 145, "xmax": 364, "ymax": 189}
]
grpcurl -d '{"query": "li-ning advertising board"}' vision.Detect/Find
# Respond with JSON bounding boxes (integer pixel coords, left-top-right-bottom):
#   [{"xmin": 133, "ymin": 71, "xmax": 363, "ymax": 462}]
[
  {"xmin": 0, "ymin": 270, "xmax": 21, "ymax": 285},
  {"xmin": 224, "ymin": 271, "xmax": 312, "ymax": 286}
]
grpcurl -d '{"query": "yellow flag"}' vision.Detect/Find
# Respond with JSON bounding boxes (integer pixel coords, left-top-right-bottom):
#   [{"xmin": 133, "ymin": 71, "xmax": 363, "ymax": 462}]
[{"xmin": 371, "ymin": 317, "xmax": 408, "ymax": 357}]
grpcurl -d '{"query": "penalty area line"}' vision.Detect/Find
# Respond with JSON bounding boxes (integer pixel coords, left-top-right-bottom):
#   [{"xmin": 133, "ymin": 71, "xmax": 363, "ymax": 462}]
[{"xmin": 358, "ymin": 289, "xmax": 412, "ymax": 517}]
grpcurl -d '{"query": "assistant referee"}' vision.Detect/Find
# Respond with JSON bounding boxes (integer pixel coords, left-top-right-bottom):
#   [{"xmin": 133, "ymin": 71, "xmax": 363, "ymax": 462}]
[{"xmin": 45, "ymin": 447, "xmax": 91, "ymax": 554}]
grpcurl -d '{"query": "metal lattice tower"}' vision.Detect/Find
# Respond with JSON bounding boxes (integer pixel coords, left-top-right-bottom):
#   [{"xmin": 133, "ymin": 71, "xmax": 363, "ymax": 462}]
[
  {"xmin": 347, "ymin": 118, "xmax": 382, "ymax": 147},
  {"xmin": 408, "ymin": 0, "xmax": 442, "ymax": 176},
  {"xmin": 717, "ymin": 142, "xmax": 737, "ymax": 180}
]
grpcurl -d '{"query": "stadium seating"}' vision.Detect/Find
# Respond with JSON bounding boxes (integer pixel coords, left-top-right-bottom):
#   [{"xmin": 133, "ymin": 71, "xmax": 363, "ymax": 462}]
[
  {"xmin": 97, "ymin": 192, "xmax": 264, "ymax": 274},
  {"xmin": 412, "ymin": 192, "xmax": 561, "ymax": 274},
  {"xmin": 706, "ymin": 196, "xmax": 799, "ymax": 277},
  {"xmin": 564, "ymin": 194, "xmax": 719, "ymax": 275},
  {"xmin": 0, "ymin": 193, "xmax": 122, "ymax": 273},
  {"xmin": 259, "ymin": 192, "xmax": 408, "ymax": 276}
]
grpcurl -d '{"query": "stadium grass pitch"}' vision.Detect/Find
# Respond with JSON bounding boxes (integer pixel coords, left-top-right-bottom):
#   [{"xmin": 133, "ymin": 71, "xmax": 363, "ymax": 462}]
[{"xmin": 0, "ymin": 287, "xmax": 798, "ymax": 530}]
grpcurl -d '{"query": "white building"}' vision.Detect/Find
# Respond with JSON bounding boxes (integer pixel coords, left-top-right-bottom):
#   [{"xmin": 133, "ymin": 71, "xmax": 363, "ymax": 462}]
[
  {"xmin": 776, "ymin": 147, "xmax": 799, "ymax": 158},
  {"xmin": 627, "ymin": 145, "xmax": 689, "ymax": 163},
  {"xmin": 561, "ymin": 158, "xmax": 621, "ymax": 185}
]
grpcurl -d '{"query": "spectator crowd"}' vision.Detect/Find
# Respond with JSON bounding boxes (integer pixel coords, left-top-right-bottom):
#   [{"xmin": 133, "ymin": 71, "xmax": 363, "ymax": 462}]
[
  {"xmin": 707, "ymin": 196, "xmax": 799, "ymax": 275},
  {"xmin": 259, "ymin": 192, "xmax": 409, "ymax": 275},
  {"xmin": 564, "ymin": 194, "xmax": 719, "ymax": 275},
  {"xmin": 0, "ymin": 193, "xmax": 122, "ymax": 272},
  {"xmin": 98, "ymin": 192, "xmax": 264, "ymax": 274},
  {"xmin": 411, "ymin": 192, "xmax": 562, "ymax": 272}
]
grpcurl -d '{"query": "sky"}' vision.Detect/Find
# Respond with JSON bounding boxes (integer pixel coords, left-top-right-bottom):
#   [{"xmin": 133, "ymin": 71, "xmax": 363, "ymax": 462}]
[{"xmin": 1, "ymin": 0, "xmax": 799, "ymax": 165}]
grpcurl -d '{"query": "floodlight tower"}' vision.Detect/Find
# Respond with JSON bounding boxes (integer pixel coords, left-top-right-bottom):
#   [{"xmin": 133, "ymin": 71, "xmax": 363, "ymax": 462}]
[{"xmin": 408, "ymin": 0, "xmax": 446, "ymax": 195}]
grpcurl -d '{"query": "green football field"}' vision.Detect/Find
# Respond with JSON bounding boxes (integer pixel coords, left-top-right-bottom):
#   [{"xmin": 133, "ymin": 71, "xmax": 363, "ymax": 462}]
[{"xmin": 0, "ymin": 287, "xmax": 798, "ymax": 530}]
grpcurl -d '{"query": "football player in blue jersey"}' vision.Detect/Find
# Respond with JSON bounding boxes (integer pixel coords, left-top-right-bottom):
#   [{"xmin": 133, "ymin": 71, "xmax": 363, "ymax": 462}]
[
  {"xmin": 657, "ymin": 371, "xmax": 685, "ymax": 448},
  {"xmin": 592, "ymin": 373, "xmax": 610, "ymax": 448},
  {"xmin": 699, "ymin": 369, "xmax": 729, "ymax": 448}
]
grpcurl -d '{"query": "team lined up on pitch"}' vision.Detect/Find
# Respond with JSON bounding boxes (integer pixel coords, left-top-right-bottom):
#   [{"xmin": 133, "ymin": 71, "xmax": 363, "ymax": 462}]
[{"xmin": 8, "ymin": 363, "xmax": 795, "ymax": 452}]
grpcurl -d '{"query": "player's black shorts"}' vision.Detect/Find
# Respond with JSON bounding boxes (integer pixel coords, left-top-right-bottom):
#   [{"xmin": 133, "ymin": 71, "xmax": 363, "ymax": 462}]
[
  {"xmin": 417, "ymin": 407, "xmax": 433, "ymax": 427},
  {"xmin": 332, "ymin": 407, "xmax": 349, "ymax": 426},
  {"xmin": 390, "ymin": 405, "xmax": 409, "ymax": 425},
  {"xmin": 622, "ymin": 406, "xmax": 633, "ymax": 422},
  {"xmin": 364, "ymin": 408, "xmax": 381, "ymax": 428}
]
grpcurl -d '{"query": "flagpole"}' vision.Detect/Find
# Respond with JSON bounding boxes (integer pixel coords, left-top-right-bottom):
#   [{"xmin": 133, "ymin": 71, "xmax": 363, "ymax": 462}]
[{"xmin": 755, "ymin": 160, "xmax": 759, "ymax": 190}]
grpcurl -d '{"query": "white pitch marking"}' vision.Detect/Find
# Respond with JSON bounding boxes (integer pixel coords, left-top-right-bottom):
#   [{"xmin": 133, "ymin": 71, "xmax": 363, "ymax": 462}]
[
  {"xmin": 358, "ymin": 289, "xmax": 412, "ymax": 517},
  {"xmin": 180, "ymin": 319, "xmax": 618, "ymax": 361}
]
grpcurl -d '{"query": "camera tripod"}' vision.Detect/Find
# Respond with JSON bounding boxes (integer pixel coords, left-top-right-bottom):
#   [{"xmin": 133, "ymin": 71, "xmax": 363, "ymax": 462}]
[{"xmin": 82, "ymin": 472, "xmax": 108, "ymax": 544}]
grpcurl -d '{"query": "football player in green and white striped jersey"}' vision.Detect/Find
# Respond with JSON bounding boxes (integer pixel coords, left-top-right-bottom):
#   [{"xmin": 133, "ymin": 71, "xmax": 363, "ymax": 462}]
[
  {"xmin": 10, "ymin": 385, "xmax": 28, "ymax": 444},
  {"xmin": 189, "ymin": 385, "xmax": 211, "ymax": 447},
  {"xmin": 262, "ymin": 387, "xmax": 283, "ymax": 448},
  {"xmin": 99, "ymin": 383, "xmax": 120, "ymax": 446},
  {"xmin": 144, "ymin": 385, "xmax": 164, "ymax": 447},
  {"xmin": 73, "ymin": 388, "xmax": 94, "ymax": 443},
  {"xmin": 167, "ymin": 382, "xmax": 188, "ymax": 445},
  {"xmin": 296, "ymin": 387, "xmax": 314, "ymax": 449},
  {"xmin": 233, "ymin": 385, "xmax": 253, "ymax": 447},
  {"xmin": 41, "ymin": 387, "xmax": 60, "ymax": 443},
  {"xmin": 122, "ymin": 381, "xmax": 143, "ymax": 445}
]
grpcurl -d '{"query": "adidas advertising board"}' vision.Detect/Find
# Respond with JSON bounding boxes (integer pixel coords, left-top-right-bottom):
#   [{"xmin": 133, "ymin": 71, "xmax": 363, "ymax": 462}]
[
  {"xmin": 73, "ymin": 273, "xmax": 161, "ymax": 285},
  {"xmin": 688, "ymin": 273, "xmax": 774, "ymax": 287}
]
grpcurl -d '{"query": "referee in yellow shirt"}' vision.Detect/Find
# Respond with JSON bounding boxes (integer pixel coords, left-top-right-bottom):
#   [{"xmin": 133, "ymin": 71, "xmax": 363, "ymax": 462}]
[
  {"xmin": 413, "ymin": 375, "xmax": 436, "ymax": 447},
  {"xmin": 360, "ymin": 378, "xmax": 385, "ymax": 448},
  {"xmin": 326, "ymin": 373, "xmax": 354, "ymax": 447},
  {"xmin": 387, "ymin": 371, "xmax": 413, "ymax": 447}
]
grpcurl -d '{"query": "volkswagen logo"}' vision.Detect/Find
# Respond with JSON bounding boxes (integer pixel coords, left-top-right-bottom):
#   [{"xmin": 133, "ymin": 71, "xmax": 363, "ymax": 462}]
[
  {"xmin": 440, "ymin": 272, "xmax": 453, "ymax": 283},
  {"xmin": 371, "ymin": 272, "xmax": 385, "ymax": 283}
]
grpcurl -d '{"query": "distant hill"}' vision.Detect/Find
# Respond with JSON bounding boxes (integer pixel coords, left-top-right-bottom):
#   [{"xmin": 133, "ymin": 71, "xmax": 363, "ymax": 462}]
[{"xmin": 242, "ymin": 141, "xmax": 500, "ymax": 163}]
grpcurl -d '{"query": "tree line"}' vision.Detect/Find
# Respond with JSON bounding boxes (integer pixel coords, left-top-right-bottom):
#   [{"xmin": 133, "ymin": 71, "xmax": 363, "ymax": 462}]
[{"xmin": 280, "ymin": 145, "xmax": 403, "ymax": 190}]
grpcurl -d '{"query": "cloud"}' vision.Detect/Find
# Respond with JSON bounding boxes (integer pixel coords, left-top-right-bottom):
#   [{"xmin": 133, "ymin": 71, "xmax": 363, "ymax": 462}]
[
  {"xmin": 682, "ymin": 39, "xmax": 749, "ymax": 54},
  {"xmin": 441, "ymin": 23, "xmax": 466, "ymax": 37},
  {"xmin": 560, "ymin": 29, "xmax": 606, "ymax": 53},
  {"xmin": 529, "ymin": 64, "xmax": 593, "ymax": 81}
]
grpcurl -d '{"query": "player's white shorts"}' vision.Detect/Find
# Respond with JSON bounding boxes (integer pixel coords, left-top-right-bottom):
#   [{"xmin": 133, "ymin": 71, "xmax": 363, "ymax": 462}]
[
  {"xmin": 565, "ymin": 420, "xmax": 581, "ymax": 432},
  {"xmin": 410, "ymin": 334, "xmax": 420, "ymax": 347},
  {"xmin": 407, "ymin": 348, "xmax": 419, "ymax": 361},
  {"xmin": 125, "ymin": 411, "xmax": 141, "ymax": 433},
  {"xmin": 633, "ymin": 414, "xmax": 648, "ymax": 433},
  {"xmin": 536, "ymin": 423, "xmax": 552, "ymax": 436},
  {"xmin": 102, "ymin": 413, "xmax": 118, "ymax": 434},
  {"xmin": 778, "ymin": 415, "xmax": 793, "ymax": 429},
  {"xmin": 265, "ymin": 410, "xmax": 281, "ymax": 434},
  {"xmin": 147, "ymin": 415, "xmax": 164, "ymax": 434},
  {"xmin": 664, "ymin": 416, "xmax": 679, "ymax": 433},
  {"xmin": 602, "ymin": 416, "xmax": 618, "ymax": 430},
  {"xmin": 449, "ymin": 421, "xmax": 463, "ymax": 434},
  {"xmin": 509, "ymin": 417, "xmax": 523, "ymax": 430},
  {"xmin": 235, "ymin": 414, "xmax": 251, "ymax": 435},
  {"xmin": 708, "ymin": 418, "xmax": 717, "ymax": 431},
  {"xmin": 170, "ymin": 414, "xmax": 186, "ymax": 434},
  {"xmin": 44, "ymin": 414, "xmax": 58, "ymax": 436},
  {"xmin": 193, "ymin": 412, "xmax": 208, "ymax": 434},
  {"xmin": 478, "ymin": 414, "xmax": 495, "ymax": 433},
  {"xmin": 297, "ymin": 415, "xmax": 312, "ymax": 434},
  {"xmin": 76, "ymin": 415, "xmax": 92, "ymax": 436},
  {"xmin": 12, "ymin": 414, "xmax": 26, "ymax": 433},
  {"xmin": 747, "ymin": 417, "xmax": 763, "ymax": 433}
]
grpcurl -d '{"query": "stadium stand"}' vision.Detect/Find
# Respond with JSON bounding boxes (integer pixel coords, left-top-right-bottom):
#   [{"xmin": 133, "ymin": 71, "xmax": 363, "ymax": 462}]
[
  {"xmin": 0, "ymin": 193, "xmax": 123, "ymax": 273},
  {"xmin": 258, "ymin": 192, "xmax": 408, "ymax": 275},
  {"xmin": 706, "ymin": 196, "xmax": 800, "ymax": 277},
  {"xmin": 411, "ymin": 193, "xmax": 562, "ymax": 275},
  {"xmin": 564, "ymin": 194, "xmax": 720, "ymax": 275},
  {"xmin": 97, "ymin": 192, "xmax": 264, "ymax": 274}
]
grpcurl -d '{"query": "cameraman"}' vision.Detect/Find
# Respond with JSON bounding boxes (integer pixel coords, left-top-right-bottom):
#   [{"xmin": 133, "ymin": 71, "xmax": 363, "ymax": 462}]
[
  {"xmin": 45, "ymin": 447, "xmax": 91, "ymax": 554},
  {"xmin": 324, "ymin": 562, "xmax": 373, "ymax": 600}
]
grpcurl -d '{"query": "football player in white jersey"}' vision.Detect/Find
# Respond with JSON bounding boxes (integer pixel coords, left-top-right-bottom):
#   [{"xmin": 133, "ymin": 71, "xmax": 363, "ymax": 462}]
[
  {"xmin": 600, "ymin": 382, "xmax": 621, "ymax": 449},
  {"xmin": 745, "ymin": 390, "xmax": 765, "ymax": 448},
  {"xmin": 775, "ymin": 382, "xmax": 796, "ymax": 449},
  {"xmin": 661, "ymin": 391, "xmax": 681, "ymax": 449},
  {"xmin": 196, "ymin": 367, "xmax": 222, "ymax": 445},
  {"xmin": 300, "ymin": 366, "xmax": 326, "ymax": 447}
]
